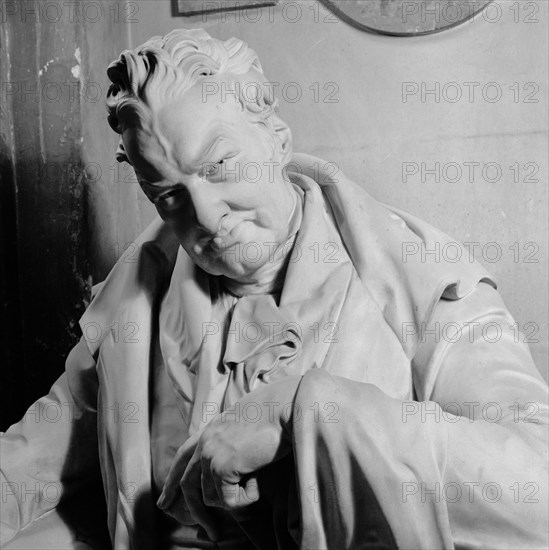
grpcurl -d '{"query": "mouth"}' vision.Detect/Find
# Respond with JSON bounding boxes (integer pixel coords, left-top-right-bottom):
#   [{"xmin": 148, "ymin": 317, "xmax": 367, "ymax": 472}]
[
  {"xmin": 211, "ymin": 236, "xmax": 232, "ymax": 248},
  {"xmin": 202, "ymin": 222, "xmax": 245, "ymax": 253}
]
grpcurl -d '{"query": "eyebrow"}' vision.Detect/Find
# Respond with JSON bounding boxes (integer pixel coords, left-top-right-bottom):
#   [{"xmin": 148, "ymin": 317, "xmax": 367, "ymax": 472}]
[
  {"xmin": 139, "ymin": 181, "xmax": 167, "ymax": 202},
  {"xmin": 183, "ymin": 129, "xmax": 238, "ymax": 176},
  {"xmin": 194, "ymin": 134, "xmax": 227, "ymax": 168},
  {"xmin": 138, "ymin": 124, "xmax": 236, "ymax": 193}
]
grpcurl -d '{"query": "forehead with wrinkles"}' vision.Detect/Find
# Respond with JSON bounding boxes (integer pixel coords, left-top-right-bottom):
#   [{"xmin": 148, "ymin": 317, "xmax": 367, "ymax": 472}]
[
  {"xmin": 123, "ymin": 80, "xmax": 262, "ymax": 187},
  {"xmin": 106, "ymin": 29, "xmax": 279, "ymax": 168}
]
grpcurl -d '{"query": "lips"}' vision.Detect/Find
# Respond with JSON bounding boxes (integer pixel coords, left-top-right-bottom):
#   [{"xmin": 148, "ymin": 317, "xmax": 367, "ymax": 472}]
[
  {"xmin": 208, "ymin": 237, "xmax": 239, "ymax": 252},
  {"xmin": 212, "ymin": 236, "xmax": 227, "ymax": 247},
  {"xmin": 207, "ymin": 221, "xmax": 247, "ymax": 250}
]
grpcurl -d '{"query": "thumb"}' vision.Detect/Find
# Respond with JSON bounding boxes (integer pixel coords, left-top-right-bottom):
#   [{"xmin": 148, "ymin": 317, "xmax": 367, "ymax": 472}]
[{"xmin": 220, "ymin": 476, "xmax": 260, "ymax": 510}]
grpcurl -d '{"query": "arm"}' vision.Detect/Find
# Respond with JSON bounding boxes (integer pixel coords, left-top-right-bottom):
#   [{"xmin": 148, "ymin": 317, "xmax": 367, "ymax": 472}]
[
  {"xmin": 158, "ymin": 283, "xmax": 548, "ymax": 549},
  {"xmin": 0, "ymin": 337, "xmax": 100, "ymax": 545},
  {"xmin": 412, "ymin": 281, "xmax": 548, "ymax": 547},
  {"xmin": 292, "ymin": 283, "xmax": 548, "ymax": 549}
]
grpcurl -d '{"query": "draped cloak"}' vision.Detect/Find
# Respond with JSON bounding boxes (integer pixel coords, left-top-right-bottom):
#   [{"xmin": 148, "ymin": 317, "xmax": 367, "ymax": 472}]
[{"xmin": 1, "ymin": 166, "xmax": 547, "ymax": 549}]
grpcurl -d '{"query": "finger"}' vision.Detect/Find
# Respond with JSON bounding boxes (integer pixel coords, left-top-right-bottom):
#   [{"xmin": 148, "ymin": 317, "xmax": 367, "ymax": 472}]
[
  {"xmin": 219, "ymin": 476, "xmax": 260, "ymax": 510},
  {"xmin": 158, "ymin": 431, "xmax": 200, "ymax": 509},
  {"xmin": 181, "ymin": 450, "xmax": 220, "ymax": 541},
  {"xmin": 243, "ymin": 477, "xmax": 260, "ymax": 503}
]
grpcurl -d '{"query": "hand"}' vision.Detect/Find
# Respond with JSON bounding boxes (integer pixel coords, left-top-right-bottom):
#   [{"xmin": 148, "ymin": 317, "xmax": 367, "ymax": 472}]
[{"xmin": 157, "ymin": 376, "xmax": 302, "ymax": 540}]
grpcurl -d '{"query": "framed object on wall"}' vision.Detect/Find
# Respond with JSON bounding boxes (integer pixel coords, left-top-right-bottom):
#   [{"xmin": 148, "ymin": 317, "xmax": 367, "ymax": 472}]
[
  {"xmin": 320, "ymin": 0, "xmax": 494, "ymax": 36},
  {"xmin": 172, "ymin": 0, "xmax": 279, "ymax": 17}
]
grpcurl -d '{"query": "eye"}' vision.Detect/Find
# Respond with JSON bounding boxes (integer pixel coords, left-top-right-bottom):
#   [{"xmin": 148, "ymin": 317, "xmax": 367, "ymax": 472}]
[
  {"xmin": 203, "ymin": 159, "xmax": 224, "ymax": 179},
  {"xmin": 154, "ymin": 188, "xmax": 184, "ymax": 206}
]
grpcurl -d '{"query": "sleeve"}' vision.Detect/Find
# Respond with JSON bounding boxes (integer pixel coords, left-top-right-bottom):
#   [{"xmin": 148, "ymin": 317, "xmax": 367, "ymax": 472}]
[
  {"xmin": 0, "ymin": 337, "xmax": 100, "ymax": 546},
  {"xmin": 289, "ymin": 283, "xmax": 548, "ymax": 550}
]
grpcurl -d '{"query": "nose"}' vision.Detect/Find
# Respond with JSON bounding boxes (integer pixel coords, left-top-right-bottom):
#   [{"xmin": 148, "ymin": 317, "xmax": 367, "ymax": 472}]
[{"xmin": 187, "ymin": 184, "xmax": 228, "ymax": 235}]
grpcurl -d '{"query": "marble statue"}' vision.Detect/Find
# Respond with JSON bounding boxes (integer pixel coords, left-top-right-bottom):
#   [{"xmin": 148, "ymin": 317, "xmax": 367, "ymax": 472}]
[{"xmin": 1, "ymin": 29, "xmax": 547, "ymax": 550}]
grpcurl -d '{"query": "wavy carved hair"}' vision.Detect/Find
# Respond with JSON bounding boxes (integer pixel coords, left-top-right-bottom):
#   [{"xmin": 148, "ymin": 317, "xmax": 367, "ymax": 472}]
[{"xmin": 106, "ymin": 28, "xmax": 282, "ymax": 165}]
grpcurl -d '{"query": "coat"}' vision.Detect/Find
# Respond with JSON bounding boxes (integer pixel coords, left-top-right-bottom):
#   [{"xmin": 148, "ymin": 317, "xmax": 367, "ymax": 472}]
[{"xmin": 2, "ymin": 166, "xmax": 547, "ymax": 549}]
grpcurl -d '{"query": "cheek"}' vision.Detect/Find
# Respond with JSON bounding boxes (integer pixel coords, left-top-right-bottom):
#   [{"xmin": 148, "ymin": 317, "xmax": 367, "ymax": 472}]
[
  {"xmin": 176, "ymin": 226, "xmax": 199, "ymax": 252},
  {"xmin": 239, "ymin": 128, "xmax": 277, "ymax": 171},
  {"xmin": 157, "ymin": 210, "xmax": 195, "ymax": 245}
]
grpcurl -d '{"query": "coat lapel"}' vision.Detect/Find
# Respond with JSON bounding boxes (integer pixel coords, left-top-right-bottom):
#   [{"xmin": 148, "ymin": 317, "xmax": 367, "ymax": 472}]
[
  {"xmin": 79, "ymin": 217, "xmax": 179, "ymax": 548},
  {"xmin": 292, "ymin": 169, "xmax": 496, "ymax": 358},
  {"xmin": 77, "ymin": 154, "xmax": 496, "ymax": 549}
]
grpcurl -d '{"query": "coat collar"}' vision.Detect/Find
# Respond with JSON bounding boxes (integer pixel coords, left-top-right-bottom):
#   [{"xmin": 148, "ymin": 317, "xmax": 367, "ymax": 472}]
[
  {"xmin": 78, "ymin": 155, "xmax": 495, "ymax": 547},
  {"xmin": 79, "ymin": 154, "xmax": 496, "ymax": 359}
]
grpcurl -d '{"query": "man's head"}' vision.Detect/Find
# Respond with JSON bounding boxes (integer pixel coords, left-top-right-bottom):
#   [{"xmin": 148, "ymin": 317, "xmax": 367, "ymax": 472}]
[{"xmin": 106, "ymin": 29, "xmax": 296, "ymax": 281}]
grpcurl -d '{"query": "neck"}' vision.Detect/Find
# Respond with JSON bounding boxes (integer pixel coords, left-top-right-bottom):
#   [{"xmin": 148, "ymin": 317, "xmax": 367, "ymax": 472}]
[{"xmin": 222, "ymin": 186, "xmax": 303, "ymax": 297}]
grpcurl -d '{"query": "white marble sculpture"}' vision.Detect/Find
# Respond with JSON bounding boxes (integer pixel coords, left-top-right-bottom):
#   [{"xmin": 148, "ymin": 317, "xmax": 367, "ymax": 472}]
[{"xmin": 1, "ymin": 29, "xmax": 547, "ymax": 550}]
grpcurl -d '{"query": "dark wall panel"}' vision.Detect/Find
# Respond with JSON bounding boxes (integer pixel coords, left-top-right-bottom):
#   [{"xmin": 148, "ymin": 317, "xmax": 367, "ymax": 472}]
[{"xmin": 1, "ymin": 1, "xmax": 130, "ymax": 429}]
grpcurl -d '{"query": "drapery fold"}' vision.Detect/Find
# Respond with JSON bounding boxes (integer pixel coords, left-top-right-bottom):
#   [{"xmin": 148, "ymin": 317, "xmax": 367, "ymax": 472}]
[{"xmin": 3, "ymin": 155, "xmax": 515, "ymax": 549}]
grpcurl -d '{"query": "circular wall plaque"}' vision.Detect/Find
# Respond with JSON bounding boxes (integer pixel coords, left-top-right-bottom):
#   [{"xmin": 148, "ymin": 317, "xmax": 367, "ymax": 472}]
[{"xmin": 320, "ymin": 0, "xmax": 494, "ymax": 36}]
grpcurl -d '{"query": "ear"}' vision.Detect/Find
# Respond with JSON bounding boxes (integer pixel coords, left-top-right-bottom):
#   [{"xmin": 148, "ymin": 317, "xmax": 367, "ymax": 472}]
[
  {"xmin": 272, "ymin": 114, "xmax": 293, "ymax": 163},
  {"xmin": 115, "ymin": 138, "xmax": 132, "ymax": 165}
]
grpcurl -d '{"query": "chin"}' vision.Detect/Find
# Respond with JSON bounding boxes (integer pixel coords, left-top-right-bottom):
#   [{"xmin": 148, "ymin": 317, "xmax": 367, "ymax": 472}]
[
  {"xmin": 202, "ymin": 258, "xmax": 266, "ymax": 282},
  {"xmin": 193, "ymin": 257, "xmax": 245, "ymax": 278},
  {"xmin": 218, "ymin": 263, "xmax": 256, "ymax": 280}
]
